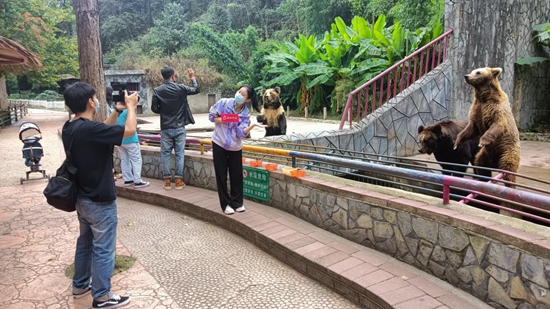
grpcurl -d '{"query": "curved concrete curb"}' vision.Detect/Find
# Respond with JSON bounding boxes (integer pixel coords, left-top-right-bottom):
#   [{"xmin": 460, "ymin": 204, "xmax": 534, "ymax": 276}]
[{"xmin": 117, "ymin": 179, "xmax": 490, "ymax": 309}]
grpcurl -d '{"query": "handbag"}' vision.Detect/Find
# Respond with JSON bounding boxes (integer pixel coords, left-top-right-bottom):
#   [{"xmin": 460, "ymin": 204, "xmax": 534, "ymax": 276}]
[{"xmin": 43, "ymin": 120, "xmax": 82, "ymax": 212}]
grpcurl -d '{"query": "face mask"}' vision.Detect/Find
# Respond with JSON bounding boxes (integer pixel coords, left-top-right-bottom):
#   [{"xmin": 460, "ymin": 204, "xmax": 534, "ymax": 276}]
[
  {"xmin": 94, "ymin": 98, "xmax": 101, "ymax": 114},
  {"xmin": 234, "ymin": 92, "xmax": 245, "ymax": 104}
]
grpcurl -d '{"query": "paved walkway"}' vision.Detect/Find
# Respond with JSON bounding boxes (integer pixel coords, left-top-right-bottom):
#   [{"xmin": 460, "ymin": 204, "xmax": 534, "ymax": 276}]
[
  {"xmin": 1, "ymin": 109, "xmax": 547, "ymax": 309},
  {"xmin": 0, "ymin": 110, "xmax": 359, "ymax": 309}
]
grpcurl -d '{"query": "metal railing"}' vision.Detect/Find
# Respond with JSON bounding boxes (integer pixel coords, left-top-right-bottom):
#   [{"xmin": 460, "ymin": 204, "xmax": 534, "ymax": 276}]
[
  {"xmin": 136, "ymin": 133, "xmax": 550, "ymax": 224},
  {"xmin": 339, "ymin": 29, "xmax": 454, "ymax": 129}
]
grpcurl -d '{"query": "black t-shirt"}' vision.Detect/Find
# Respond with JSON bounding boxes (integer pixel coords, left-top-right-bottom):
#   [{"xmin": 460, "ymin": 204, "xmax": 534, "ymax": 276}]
[{"xmin": 62, "ymin": 118, "xmax": 125, "ymax": 202}]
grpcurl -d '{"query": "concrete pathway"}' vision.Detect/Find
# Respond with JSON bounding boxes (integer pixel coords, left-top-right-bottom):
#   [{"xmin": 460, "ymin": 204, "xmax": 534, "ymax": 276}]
[{"xmin": 0, "ymin": 110, "xmax": 358, "ymax": 308}]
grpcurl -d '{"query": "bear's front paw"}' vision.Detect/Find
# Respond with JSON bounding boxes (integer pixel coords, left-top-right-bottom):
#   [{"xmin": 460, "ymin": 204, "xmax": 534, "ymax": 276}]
[
  {"xmin": 256, "ymin": 115, "xmax": 266, "ymax": 124},
  {"xmin": 478, "ymin": 136, "xmax": 491, "ymax": 147},
  {"xmin": 453, "ymin": 140, "xmax": 461, "ymax": 150}
]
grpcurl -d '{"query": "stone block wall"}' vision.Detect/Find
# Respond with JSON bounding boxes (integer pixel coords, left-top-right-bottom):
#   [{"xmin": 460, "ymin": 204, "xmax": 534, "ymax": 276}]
[
  {"xmin": 122, "ymin": 147, "xmax": 550, "ymax": 308},
  {"xmin": 445, "ymin": 0, "xmax": 550, "ymax": 127},
  {"xmin": 104, "ymin": 70, "xmax": 149, "ymax": 112},
  {"xmin": 514, "ymin": 61, "xmax": 550, "ymax": 131}
]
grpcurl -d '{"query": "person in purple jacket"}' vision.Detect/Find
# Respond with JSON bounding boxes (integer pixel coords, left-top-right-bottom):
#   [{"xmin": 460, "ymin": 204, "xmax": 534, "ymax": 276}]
[{"xmin": 208, "ymin": 85, "xmax": 263, "ymax": 215}]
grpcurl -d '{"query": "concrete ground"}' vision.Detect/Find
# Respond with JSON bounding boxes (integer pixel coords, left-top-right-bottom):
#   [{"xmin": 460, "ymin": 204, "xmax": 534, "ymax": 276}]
[
  {"xmin": 0, "ymin": 110, "xmax": 358, "ymax": 309},
  {"xmin": 1, "ymin": 109, "xmax": 548, "ymax": 309}
]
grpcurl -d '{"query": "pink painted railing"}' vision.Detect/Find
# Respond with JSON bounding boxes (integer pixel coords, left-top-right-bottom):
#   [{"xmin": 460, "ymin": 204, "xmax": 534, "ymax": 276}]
[
  {"xmin": 459, "ymin": 172, "xmax": 505, "ymax": 204},
  {"xmin": 339, "ymin": 29, "xmax": 454, "ymax": 129}
]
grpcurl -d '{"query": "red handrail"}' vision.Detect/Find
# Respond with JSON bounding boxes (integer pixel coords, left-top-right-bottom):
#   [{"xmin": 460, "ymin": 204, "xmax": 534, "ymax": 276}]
[{"xmin": 339, "ymin": 29, "xmax": 454, "ymax": 129}]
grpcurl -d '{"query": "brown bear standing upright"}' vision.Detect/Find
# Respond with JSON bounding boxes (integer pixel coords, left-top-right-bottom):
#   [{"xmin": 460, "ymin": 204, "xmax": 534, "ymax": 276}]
[{"xmin": 454, "ymin": 67, "xmax": 520, "ymax": 186}]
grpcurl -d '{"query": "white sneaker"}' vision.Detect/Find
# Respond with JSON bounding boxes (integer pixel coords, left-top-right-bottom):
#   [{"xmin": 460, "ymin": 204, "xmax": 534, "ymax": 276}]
[
  {"xmin": 235, "ymin": 206, "xmax": 245, "ymax": 212},
  {"xmin": 224, "ymin": 206, "xmax": 235, "ymax": 215}
]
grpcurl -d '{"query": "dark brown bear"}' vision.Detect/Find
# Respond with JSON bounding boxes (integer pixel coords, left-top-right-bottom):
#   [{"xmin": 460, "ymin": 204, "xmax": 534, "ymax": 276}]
[
  {"xmin": 454, "ymin": 67, "xmax": 521, "ymax": 186},
  {"xmin": 417, "ymin": 120, "xmax": 480, "ymax": 177},
  {"xmin": 256, "ymin": 87, "xmax": 287, "ymax": 136}
]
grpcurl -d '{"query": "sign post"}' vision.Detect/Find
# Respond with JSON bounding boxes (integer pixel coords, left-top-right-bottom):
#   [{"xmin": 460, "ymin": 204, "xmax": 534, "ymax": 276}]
[{"xmin": 243, "ymin": 166, "xmax": 269, "ymax": 202}]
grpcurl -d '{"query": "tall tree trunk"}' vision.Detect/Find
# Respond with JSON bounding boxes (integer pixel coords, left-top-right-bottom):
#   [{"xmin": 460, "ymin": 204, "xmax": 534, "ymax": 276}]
[
  {"xmin": 73, "ymin": 0, "xmax": 106, "ymax": 121},
  {"xmin": 0, "ymin": 76, "xmax": 7, "ymax": 110},
  {"xmin": 147, "ymin": 0, "xmax": 153, "ymax": 29}
]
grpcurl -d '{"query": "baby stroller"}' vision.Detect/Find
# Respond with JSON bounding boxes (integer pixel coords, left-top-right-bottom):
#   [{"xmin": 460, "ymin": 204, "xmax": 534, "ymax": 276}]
[{"xmin": 19, "ymin": 122, "xmax": 49, "ymax": 184}]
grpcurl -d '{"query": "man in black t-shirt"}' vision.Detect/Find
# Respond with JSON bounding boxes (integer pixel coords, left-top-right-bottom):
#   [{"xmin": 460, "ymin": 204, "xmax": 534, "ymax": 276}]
[{"xmin": 63, "ymin": 82, "xmax": 138, "ymax": 309}]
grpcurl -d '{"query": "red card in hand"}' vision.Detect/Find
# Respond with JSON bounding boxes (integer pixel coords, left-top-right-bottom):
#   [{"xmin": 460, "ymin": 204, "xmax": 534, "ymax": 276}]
[{"xmin": 221, "ymin": 114, "xmax": 239, "ymax": 122}]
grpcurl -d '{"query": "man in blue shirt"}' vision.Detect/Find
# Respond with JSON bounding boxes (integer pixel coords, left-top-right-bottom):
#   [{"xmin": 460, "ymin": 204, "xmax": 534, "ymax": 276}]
[{"xmin": 115, "ymin": 108, "xmax": 149, "ymax": 188}]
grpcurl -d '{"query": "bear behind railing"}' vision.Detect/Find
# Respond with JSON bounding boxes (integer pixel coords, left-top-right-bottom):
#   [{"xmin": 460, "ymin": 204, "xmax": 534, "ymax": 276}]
[{"xmin": 256, "ymin": 87, "xmax": 287, "ymax": 137}]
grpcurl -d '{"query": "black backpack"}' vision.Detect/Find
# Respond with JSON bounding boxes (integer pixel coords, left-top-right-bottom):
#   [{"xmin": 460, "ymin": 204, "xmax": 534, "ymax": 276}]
[{"xmin": 43, "ymin": 120, "xmax": 82, "ymax": 212}]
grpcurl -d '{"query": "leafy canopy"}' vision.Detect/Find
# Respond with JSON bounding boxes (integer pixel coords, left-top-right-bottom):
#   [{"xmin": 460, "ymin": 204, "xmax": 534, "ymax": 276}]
[{"xmin": 0, "ymin": 0, "xmax": 78, "ymax": 87}]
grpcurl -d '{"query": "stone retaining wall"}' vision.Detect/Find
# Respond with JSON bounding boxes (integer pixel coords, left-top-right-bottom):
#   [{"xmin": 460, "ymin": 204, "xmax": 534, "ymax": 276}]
[
  {"xmin": 120, "ymin": 148, "xmax": 550, "ymax": 309},
  {"xmin": 445, "ymin": 0, "xmax": 550, "ymax": 128}
]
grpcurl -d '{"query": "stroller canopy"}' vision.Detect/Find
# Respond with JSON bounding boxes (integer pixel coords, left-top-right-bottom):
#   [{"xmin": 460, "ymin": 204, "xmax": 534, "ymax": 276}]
[{"xmin": 19, "ymin": 122, "xmax": 42, "ymax": 143}]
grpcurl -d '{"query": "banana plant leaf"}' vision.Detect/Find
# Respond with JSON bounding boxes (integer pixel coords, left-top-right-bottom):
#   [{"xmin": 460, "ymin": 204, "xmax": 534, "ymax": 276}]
[
  {"xmin": 516, "ymin": 57, "xmax": 550, "ymax": 65},
  {"xmin": 351, "ymin": 16, "xmax": 372, "ymax": 40},
  {"xmin": 296, "ymin": 62, "xmax": 333, "ymax": 76},
  {"xmin": 265, "ymin": 71, "xmax": 302, "ymax": 86},
  {"xmin": 306, "ymin": 73, "xmax": 334, "ymax": 89}
]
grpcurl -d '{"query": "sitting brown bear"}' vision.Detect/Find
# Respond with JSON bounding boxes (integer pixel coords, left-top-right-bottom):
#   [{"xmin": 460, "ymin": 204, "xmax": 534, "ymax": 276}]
[
  {"xmin": 418, "ymin": 120, "xmax": 480, "ymax": 177},
  {"xmin": 256, "ymin": 87, "xmax": 287, "ymax": 136}
]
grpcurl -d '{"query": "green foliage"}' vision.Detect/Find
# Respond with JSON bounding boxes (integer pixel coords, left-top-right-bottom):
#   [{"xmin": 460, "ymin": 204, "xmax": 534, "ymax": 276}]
[
  {"xmin": 248, "ymin": 47, "xmax": 272, "ymax": 89},
  {"xmin": 0, "ymin": 0, "xmax": 78, "ymax": 88},
  {"xmin": 149, "ymin": 3, "xmax": 189, "ymax": 55},
  {"xmin": 189, "ymin": 23, "xmax": 247, "ymax": 81},
  {"xmin": 6, "ymin": 75, "xmax": 19, "ymax": 95},
  {"xmin": 99, "ymin": 0, "xmax": 171, "ymax": 54},
  {"xmin": 347, "ymin": 0, "xmax": 370, "ymax": 17},
  {"xmin": 34, "ymin": 90, "xmax": 60, "ymax": 101},
  {"xmin": 389, "ymin": 0, "xmax": 442, "ymax": 31},
  {"xmin": 517, "ymin": 23, "xmax": 550, "ymax": 65},
  {"xmin": 365, "ymin": 0, "xmax": 397, "ymax": 24},
  {"xmin": 202, "ymin": 3, "xmax": 230, "ymax": 33},
  {"xmin": 245, "ymin": 26, "xmax": 259, "ymax": 61},
  {"xmin": 262, "ymin": 14, "xmax": 438, "ymax": 113}
]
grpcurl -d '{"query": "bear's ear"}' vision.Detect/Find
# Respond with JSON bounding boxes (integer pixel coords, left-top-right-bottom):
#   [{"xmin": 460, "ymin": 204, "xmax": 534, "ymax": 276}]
[
  {"xmin": 417, "ymin": 125, "xmax": 425, "ymax": 134},
  {"xmin": 274, "ymin": 86, "xmax": 281, "ymax": 94},
  {"xmin": 491, "ymin": 67, "xmax": 502, "ymax": 77},
  {"xmin": 261, "ymin": 89, "xmax": 266, "ymax": 97}
]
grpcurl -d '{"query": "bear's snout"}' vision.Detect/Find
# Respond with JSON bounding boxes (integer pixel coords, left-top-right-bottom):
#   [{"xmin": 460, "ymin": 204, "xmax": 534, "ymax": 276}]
[{"xmin": 464, "ymin": 75, "xmax": 469, "ymax": 81}]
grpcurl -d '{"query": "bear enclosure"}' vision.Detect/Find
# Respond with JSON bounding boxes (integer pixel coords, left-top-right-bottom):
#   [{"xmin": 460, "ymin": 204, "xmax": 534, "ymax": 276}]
[{"xmin": 445, "ymin": 0, "xmax": 550, "ymax": 131}]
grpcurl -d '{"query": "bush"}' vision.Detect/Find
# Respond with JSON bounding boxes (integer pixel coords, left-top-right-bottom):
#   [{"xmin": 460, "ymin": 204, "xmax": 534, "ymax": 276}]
[
  {"xmin": 19, "ymin": 93, "xmax": 37, "ymax": 100},
  {"xmin": 8, "ymin": 94, "xmax": 20, "ymax": 99},
  {"xmin": 34, "ymin": 90, "xmax": 60, "ymax": 101},
  {"xmin": 135, "ymin": 54, "xmax": 223, "ymax": 90}
]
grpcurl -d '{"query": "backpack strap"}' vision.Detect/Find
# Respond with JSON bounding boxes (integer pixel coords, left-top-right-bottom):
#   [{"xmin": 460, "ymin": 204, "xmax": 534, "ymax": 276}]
[{"xmin": 64, "ymin": 118, "xmax": 84, "ymax": 161}]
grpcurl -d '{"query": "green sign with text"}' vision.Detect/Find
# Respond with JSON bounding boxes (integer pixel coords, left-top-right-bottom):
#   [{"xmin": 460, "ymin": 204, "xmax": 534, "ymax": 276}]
[{"xmin": 243, "ymin": 166, "xmax": 269, "ymax": 202}]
